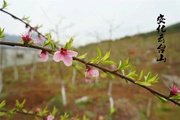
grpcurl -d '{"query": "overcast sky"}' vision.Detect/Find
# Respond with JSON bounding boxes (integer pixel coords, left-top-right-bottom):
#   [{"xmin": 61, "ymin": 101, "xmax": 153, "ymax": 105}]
[{"xmin": 0, "ymin": 0, "xmax": 180, "ymax": 46}]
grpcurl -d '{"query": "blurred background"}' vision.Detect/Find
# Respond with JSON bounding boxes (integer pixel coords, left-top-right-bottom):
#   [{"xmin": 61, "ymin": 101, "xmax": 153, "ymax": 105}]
[{"xmin": 0, "ymin": 0, "xmax": 180, "ymax": 120}]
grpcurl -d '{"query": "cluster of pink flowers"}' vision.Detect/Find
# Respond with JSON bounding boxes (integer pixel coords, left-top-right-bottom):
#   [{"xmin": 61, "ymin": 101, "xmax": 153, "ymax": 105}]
[
  {"xmin": 22, "ymin": 30, "xmax": 78, "ymax": 65},
  {"xmin": 22, "ymin": 31, "xmax": 100, "ymax": 82},
  {"xmin": 38, "ymin": 47, "xmax": 78, "ymax": 64},
  {"xmin": 22, "ymin": 26, "xmax": 45, "ymax": 44}
]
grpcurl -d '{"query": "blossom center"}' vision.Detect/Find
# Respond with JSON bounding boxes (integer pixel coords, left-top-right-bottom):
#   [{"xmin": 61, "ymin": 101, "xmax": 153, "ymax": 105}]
[
  {"xmin": 86, "ymin": 66, "xmax": 90, "ymax": 72},
  {"xmin": 60, "ymin": 48, "xmax": 67, "ymax": 55},
  {"xmin": 22, "ymin": 33, "xmax": 32, "ymax": 42},
  {"xmin": 41, "ymin": 50, "xmax": 47, "ymax": 54}
]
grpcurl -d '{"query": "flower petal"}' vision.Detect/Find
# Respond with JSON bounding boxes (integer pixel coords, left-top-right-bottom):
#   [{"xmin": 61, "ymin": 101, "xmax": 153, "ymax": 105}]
[
  {"xmin": 39, "ymin": 50, "xmax": 48, "ymax": 62},
  {"xmin": 88, "ymin": 69, "xmax": 99, "ymax": 77},
  {"xmin": 46, "ymin": 115, "xmax": 54, "ymax": 120},
  {"xmin": 63, "ymin": 55, "xmax": 73, "ymax": 66},
  {"xmin": 66, "ymin": 50, "xmax": 78, "ymax": 57},
  {"xmin": 91, "ymin": 69, "xmax": 99, "ymax": 77},
  {"xmin": 53, "ymin": 51, "xmax": 64, "ymax": 62}
]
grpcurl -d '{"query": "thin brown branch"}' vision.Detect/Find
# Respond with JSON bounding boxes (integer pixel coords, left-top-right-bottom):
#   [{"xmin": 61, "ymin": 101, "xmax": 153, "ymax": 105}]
[
  {"xmin": 0, "ymin": 9, "xmax": 47, "ymax": 39},
  {"xmin": 0, "ymin": 41, "xmax": 179, "ymax": 106}
]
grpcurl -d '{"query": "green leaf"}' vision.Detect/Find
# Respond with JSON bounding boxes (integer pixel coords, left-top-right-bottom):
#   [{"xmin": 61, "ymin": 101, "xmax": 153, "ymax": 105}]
[
  {"xmin": 51, "ymin": 106, "xmax": 57, "ymax": 116},
  {"xmin": 78, "ymin": 53, "xmax": 87, "ymax": 59},
  {"xmin": 41, "ymin": 106, "xmax": 48, "ymax": 116},
  {"xmin": 15, "ymin": 100, "xmax": 20, "ymax": 106},
  {"xmin": 50, "ymin": 41, "xmax": 55, "ymax": 51},
  {"xmin": 101, "ymin": 60, "xmax": 116, "ymax": 64},
  {"xmin": 138, "ymin": 70, "xmax": 144, "ymax": 81},
  {"xmin": 170, "ymin": 94, "xmax": 180, "ymax": 100},
  {"xmin": 100, "ymin": 72, "xmax": 107, "ymax": 78},
  {"xmin": 89, "ymin": 48, "xmax": 102, "ymax": 63},
  {"xmin": 0, "ymin": 28, "xmax": 5, "ymax": 38},
  {"xmin": 28, "ymin": 42, "xmax": 34, "ymax": 46},
  {"xmin": 147, "ymin": 74, "xmax": 159, "ymax": 83},
  {"xmin": 22, "ymin": 109, "xmax": 28, "ymax": 113},
  {"xmin": 43, "ymin": 40, "xmax": 50, "ymax": 47},
  {"xmin": 144, "ymin": 72, "xmax": 152, "ymax": 81},
  {"xmin": 89, "ymin": 56, "xmax": 100, "ymax": 63},
  {"xmin": 155, "ymin": 94, "xmax": 167, "ymax": 103},
  {"xmin": 106, "ymin": 72, "xmax": 115, "ymax": 79},
  {"xmin": 0, "ymin": 100, "xmax": 6, "ymax": 108},
  {"xmin": 109, "ymin": 107, "xmax": 116, "ymax": 115},
  {"xmin": 38, "ymin": 106, "xmax": 48, "ymax": 117},
  {"xmin": 126, "ymin": 70, "xmax": 138, "ymax": 80},
  {"xmin": 124, "ymin": 57, "xmax": 129, "ymax": 65},
  {"xmin": 117, "ymin": 60, "xmax": 122, "ymax": 70},
  {"xmin": 44, "ymin": 33, "xmax": 55, "ymax": 50},
  {"xmin": 2, "ymin": 0, "xmax": 8, "ymax": 9},
  {"xmin": 18, "ymin": 39, "xmax": 24, "ymax": 43},
  {"xmin": 28, "ymin": 111, "xmax": 33, "ymax": 114},
  {"xmin": 117, "ymin": 58, "xmax": 131, "ymax": 70},
  {"xmin": 82, "ymin": 115, "xmax": 89, "ymax": 120},
  {"xmin": 135, "ymin": 81, "xmax": 151, "ymax": 86},
  {"xmin": 98, "ymin": 50, "xmax": 111, "ymax": 64},
  {"xmin": 65, "ymin": 38, "xmax": 74, "ymax": 49},
  {"xmin": 97, "ymin": 47, "xmax": 102, "ymax": 58},
  {"xmin": 45, "ymin": 33, "xmax": 52, "ymax": 40},
  {"xmin": 121, "ymin": 70, "xmax": 125, "ymax": 76},
  {"xmin": 8, "ymin": 108, "xmax": 16, "ymax": 118},
  {"xmin": 15, "ymin": 99, "xmax": 26, "ymax": 110},
  {"xmin": 22, "ymin": 16, "xmax": 31, "ymax": 23},
  {"xmin": 0, "ymin": 112, "xmax": 7, "ymax": 116},
  {"xmin": 60, "ymin": 112, "xmax": 69, "ymax": 120},
  {"xmin": 101, "ymin": 50, "xmax": 110, "ymax": 61}
]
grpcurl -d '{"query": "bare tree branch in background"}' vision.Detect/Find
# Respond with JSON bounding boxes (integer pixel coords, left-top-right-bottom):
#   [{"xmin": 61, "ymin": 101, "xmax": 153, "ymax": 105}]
[
  {"xmin": 102, "ymin": 16, "xmax": 123, "ymax": 50},
  {"xmin": 86, "ymin": 31, "xmax": 102, "ymax": 42}
]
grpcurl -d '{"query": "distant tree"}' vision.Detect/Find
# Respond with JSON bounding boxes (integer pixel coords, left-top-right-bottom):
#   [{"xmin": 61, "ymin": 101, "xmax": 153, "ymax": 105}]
[{"xmin": 102, "ymin": 16, "xmax": 122, "ymax": 49}]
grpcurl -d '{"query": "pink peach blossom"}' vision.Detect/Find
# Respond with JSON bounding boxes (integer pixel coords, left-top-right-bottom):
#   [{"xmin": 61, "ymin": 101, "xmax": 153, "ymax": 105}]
[
  {"xmin": 53, "ymin": 48, "xmax": 78, "ymax": 66},
  {"xmin": 46, "ymin": 115, "xmax": 54, "ymax": 120},
  {"xmin": 85, "ymin": 66, "xmax": 99, "ymax": 83},
  {"xmin": 22, "ymin": 32, "xmax": 32, "ymax": 43},
  {"xmin": 34, "ymin": 108, "xmax": 41, "ymax": 114},
  {"xmin": 39, "ymin": 50, "xmax": 48, "ymax": 62},
  {"xmin": 170, "ymin": 85, "xmax": 180, "ymax": 96},
  {"xmin": 32, "ymin": 26, "xmax": 38, "ymax": 31},
  {"xmin": 34, "ymin": 35, "xmax": 45, "ymax": 43},
  {"xmin": 86, "ymin": 66, "xmax": 99, "ymax": 77}
]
